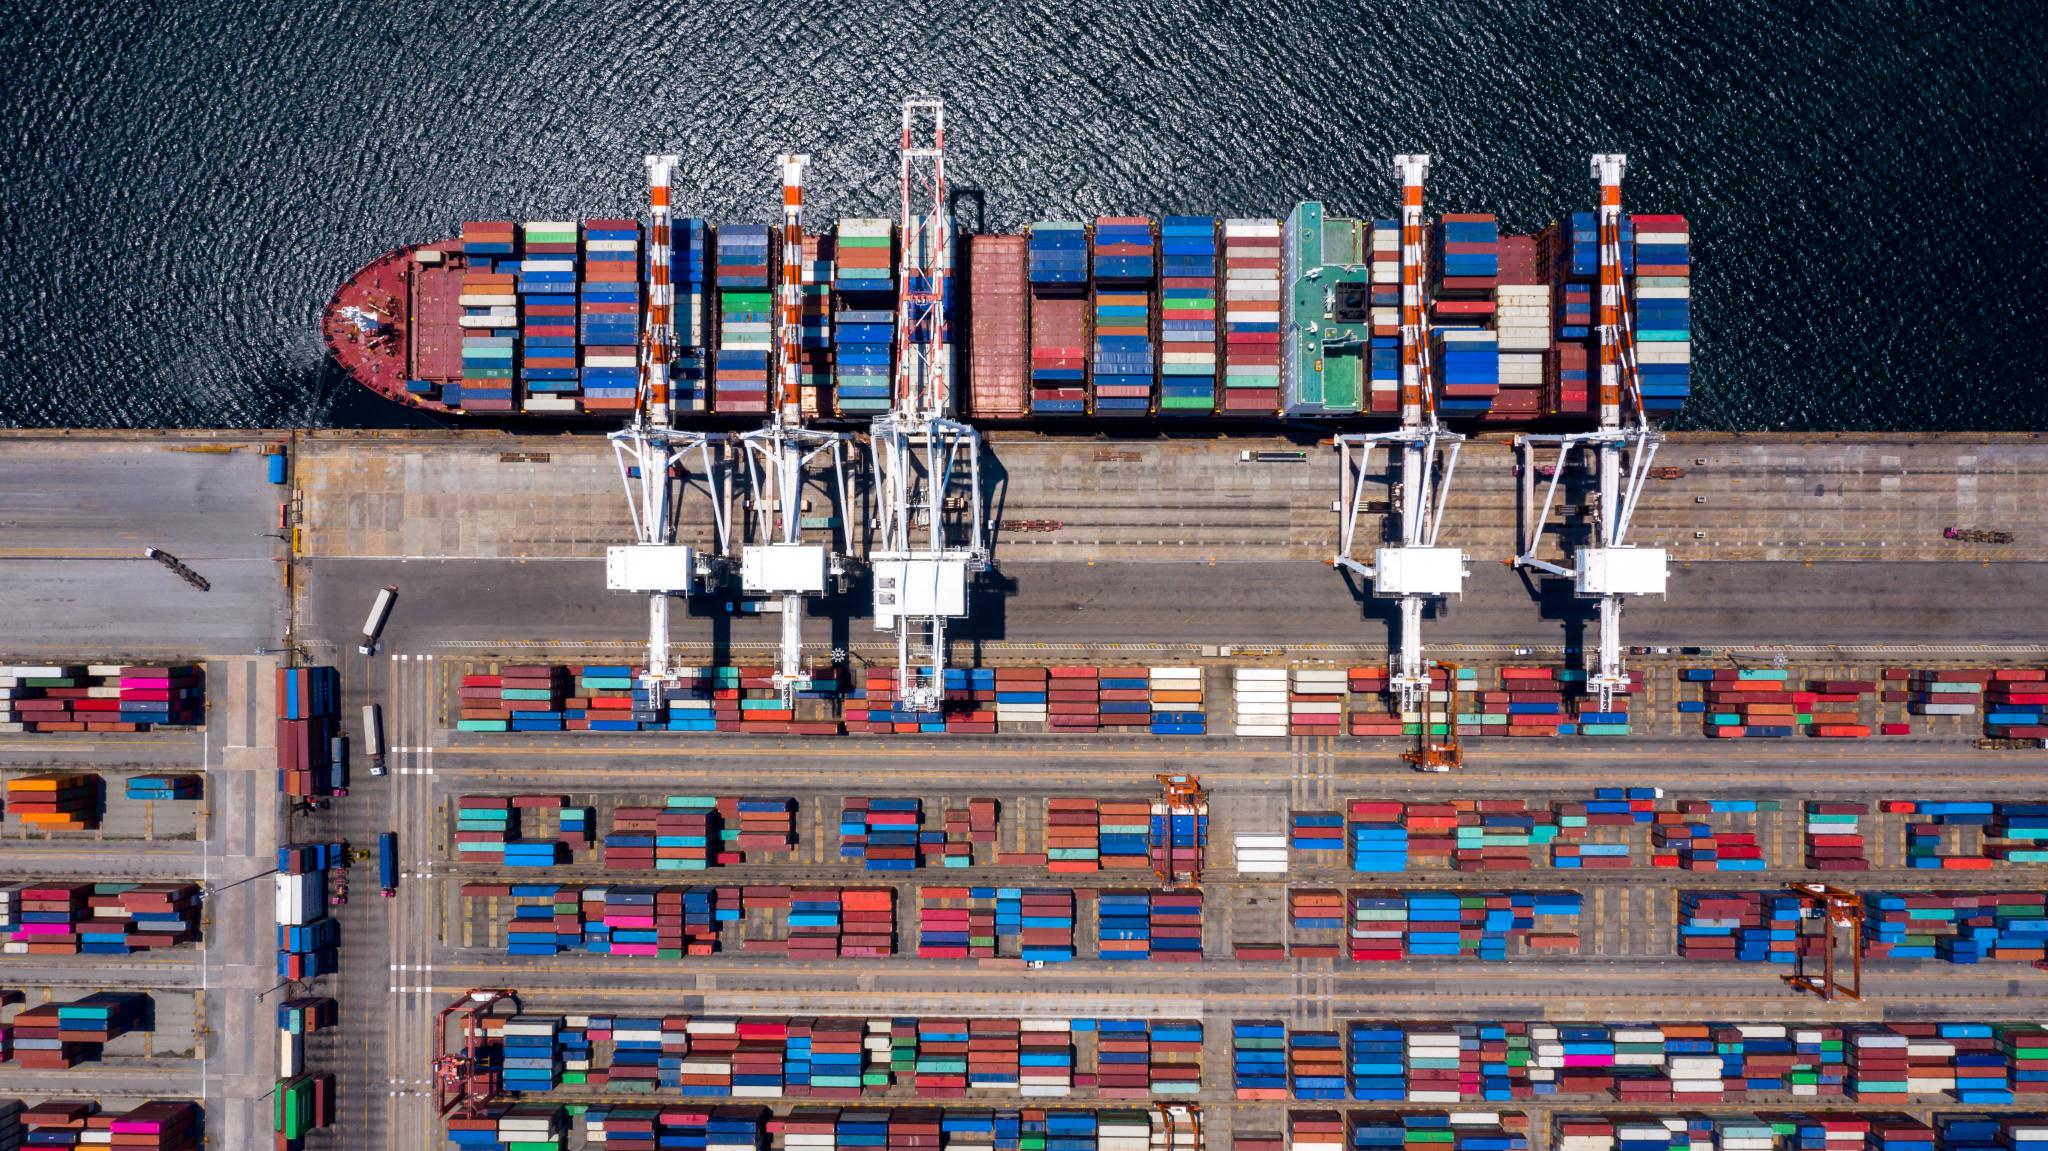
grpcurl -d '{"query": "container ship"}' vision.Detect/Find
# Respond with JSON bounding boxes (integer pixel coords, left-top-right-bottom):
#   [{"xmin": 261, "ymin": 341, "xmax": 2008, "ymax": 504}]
[{"xmin": 322, "ymin": 203, "xmax": 1692, "ymax": 426}]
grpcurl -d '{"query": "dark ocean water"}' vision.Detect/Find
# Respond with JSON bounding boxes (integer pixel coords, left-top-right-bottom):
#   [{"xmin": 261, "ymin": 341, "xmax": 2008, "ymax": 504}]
[{"xmin": 2, "ymin": 0, "xmax": 2043, "ymax": 430}]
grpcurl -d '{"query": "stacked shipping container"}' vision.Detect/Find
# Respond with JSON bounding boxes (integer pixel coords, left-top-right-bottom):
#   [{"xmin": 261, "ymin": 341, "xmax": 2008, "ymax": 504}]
[{"xmin": 833, "ymin": 219, "xmax": 895, "ymax": 415}]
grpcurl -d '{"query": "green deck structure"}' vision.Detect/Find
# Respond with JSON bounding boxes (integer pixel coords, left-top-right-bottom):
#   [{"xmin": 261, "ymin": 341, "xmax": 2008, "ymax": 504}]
[{"xmin": 1283, "ymin": 201, "xmax": 1373, "ymax": 415}]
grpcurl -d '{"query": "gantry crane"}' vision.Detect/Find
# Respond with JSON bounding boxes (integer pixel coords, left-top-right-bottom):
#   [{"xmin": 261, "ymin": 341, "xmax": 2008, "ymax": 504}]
[
  {"xmin": 870, "ymin": 97, "xmax": 989, "ymax": 713},
  {"xmin": 1784, "ymin": 883, "xmax": 1864, "ymax": 1002},
  {"xmin": 1335, "ymin": 155, "xmax": 1468, "ymax": 714},
  {"xmin": 607, "ymin": 154, "xmax": 731, "ymax": 687},
  {"xmin": 432, "ymin": 988, "xmax": 521, "ymax": 1117},
  {"xmin": 1401, "ymin": 660, "xmax": 1464, "ymax": 772},
  {"xmin": 1154, "ymin": 1104, "xmax": 1202, "ymax": 1151},
  {"xmin": 738, "ymin": 153, "xmax": 855, "ymax": 706},
  {"xmin": 1152, "ymin": 773, "xmax": 1207, "ymax": 888},
  {"xmin": 1513, "ymin": 154, "xmax": 1668, "ymax": 712}
]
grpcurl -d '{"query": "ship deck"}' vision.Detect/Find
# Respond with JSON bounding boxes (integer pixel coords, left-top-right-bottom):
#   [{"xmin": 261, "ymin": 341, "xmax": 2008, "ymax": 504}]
[
  {"xmin": 407, "ymin": 254, "xmax": 464, "ymax": 384},
  {"xmin": 321, "ymin": 243, "xmax": 467, "ymax": 418}
]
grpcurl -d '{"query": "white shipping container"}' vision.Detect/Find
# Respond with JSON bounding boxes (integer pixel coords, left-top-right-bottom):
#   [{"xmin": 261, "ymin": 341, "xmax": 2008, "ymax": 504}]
[
  {"xmin": 280, "ymin": 1028, "xmax": 304, "ymax": 1078},
  {"xmin": 1234, "ymin": 724, "xmax": 1288, "ymax": 737}
]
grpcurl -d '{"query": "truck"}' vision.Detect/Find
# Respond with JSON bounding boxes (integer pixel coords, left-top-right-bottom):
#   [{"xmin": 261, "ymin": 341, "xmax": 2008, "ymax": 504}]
[
  {"xmin": 325, "ymin": 733, "xmax": 348, "ymax": 797},
  {"xmin": 358, "ymin": 584, "xmax": 398, "ymax": 655},
  {"xmin": 361, "ymin": 703, "xmax": 386, "ymax": 777},
  {"xmin": 378, "ymin": 832, "xmax": 398, "ymax": 897}
]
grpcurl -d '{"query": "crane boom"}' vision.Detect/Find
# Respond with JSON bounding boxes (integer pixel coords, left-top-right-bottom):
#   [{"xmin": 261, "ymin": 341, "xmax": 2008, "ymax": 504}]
[
  {"xmin": 870, "ymin": 97, "xmax": 988, "ymax": 714},
  {"xmin": 739, "ymin": 153, "xmax": 852, "ymax": 705},
  {"xmin": 1512, "ymin": 154, "xmax": 1667, "ymax": 713},
  {"xmin": 608, "ymin": 154, "xmax": 729, "ymax": 687},
  {"xmin": 1335, "ymin": 155, "xmax": 1467, "ymax": 717}
]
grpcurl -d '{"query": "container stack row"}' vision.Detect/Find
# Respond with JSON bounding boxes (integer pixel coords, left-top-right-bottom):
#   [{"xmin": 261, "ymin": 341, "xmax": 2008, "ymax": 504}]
[
  {"xmin": 3, "ymin": 881, "xmax": 201, "ymax": 956},
  {"xmin": 602, "ymin": 796, "xmax": 794, "ymax": 871},
  {"xmin": 453, "ymin": 221, "xmax": 518, "ymax": 411},
  {"xmin": 1431, "ymin": 213, "xmax": 1501, "ymax": 418},
  {"xmin": 5, "ymin": 773, "xmax": 98, "ymax": 830},
  {"xmin": 274, "ymin": 1069, "xmax": 338, "ymax": 1147},
  {"xmin": 1158, "ymin": 216, "xmax": 1217, "ymax": 414},
  {"xmin": 1364, "ymin": 219, "xmax": 1400, "ymax": 415},
  {"xmin": 1346, "ymin": 890, "xmax": 1582, "ymax": 960},
  {"xmin": 1487, "ymin": 234, "xmax": 1550, "ymax": 421},
  {"xmin": 798, "ymin": 233, "xmax": 834, "ymax": 418},
  {"xmin": 125, "ymin": 773, "xmax": 203, "ymax": 801},
  {"xmin": 1653, "ymin": 805, "xmax": 1770, "ymax": 871},
  {"xmin": 5, "ymin": 991, "xmax": 150, "ymax": 1069},
  {"xmin": 276, "ymin": 842, "xmax": 340, "ymax": 981},
  {"xmin": 1091, "ymin": 216, "xmax": 1155, "ymax": 417},
  {"xmin": 1632, "ymin": 213, "xmax": 1693, "ymax": 416},
  {"xmin": 968, "ymin": 235, "xmax": 1030, "ymax": 419},
  {"xmin": 833, "ymin": 218, "xmax": 895, "ymax": 416},
  {"xmin": 1676, "ymin": 890, "xmax": 1802, "ymax": 961},
  {"xmin": 672, "ymin": 217, "xmax": 712, "ymax": 413},
  {"xmin": 1221, "ymin": 219, "xmax": 1283, "ymax": 413},
  {"xmin": 716, "ymin": 223, "xmax": 775, "ymax": 415},
  {"xmin": 665, "ymin": 665, "xmax": 839, "ymax": 735},
  {"xmin": 1097, "ymin": 890, "xmax": 1202, "ymax": 961},
  {"xmin": 1692, "ymin": 668, "xmax": 1805, "ymax": 738},
  {"xmin": 1289, "ymin": 667, "xmax": 1346, "ymax": 736},
  {"xmin": 514, "ymin": 219, "xmax": 579, "ymax": 415},
  {"xmin": 1863, "ymin": 892, "xmax": 2048, "ymax": 963},
  {"xmin": 750, "ymin": 887, "xmax": 895, "ymax": 960},
  {"xmin": 1029, "ymin": 222, "xmax": 1088, "ymax": 416},
  {"xmin": 1, "ymin": 1099, "xmax": 200, "ymax": 1150},
  {"xmin": 446, "ymin": 1101, "xmax": 568, "ymax": 1149},
  {"xmin": 1234, "ymin": 668, "xmax": 1288, "ymax": 736},
  {"xmin": 454, "ymin": 665, "xmax": 566, "ymax": 733},
  {"xmin": 1347, "ymin": 666, "xmax": 1399, "ymax": 736},
  {"xmin": 0, "ymin": 663, "xmax": 203, "ymax": 733},
  {"xmin": 275, "ymin": 665, "xmax": 339, "ymax": 796},
  {"xmin": 918, "ymin": 886, "xmax": 1077, "ymax": 962},
  {"xmin": 1096, "ymin": 667, "xmax": 1155, "ymax": 732},
  {"xmin": 1146, "ymin": 667, "xmax": 1204, "ymax": 734},
  {"xmin": 1806, "ymin": 802, "xmax": 1870, "ymax": 871},
  {"xmin": 1236, "ymin": 831, "xmax": 1289, "ymax": 876},
  {"xmin": 1219, "ymin": 1019, "xmax": 2048, "ymax": 1104},
  {"xmin": 839, "ymin": 797, "xmax": 935, "ymax": 870},
  {"xmin": 1885, "ymin": 799, "xmax": 2048, "ymax": 867}
]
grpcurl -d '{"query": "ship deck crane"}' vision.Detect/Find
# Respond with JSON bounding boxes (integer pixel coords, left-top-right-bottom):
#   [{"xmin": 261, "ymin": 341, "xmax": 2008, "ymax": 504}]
[
  {"xmin": 1335, "ymin": 155, "xmax": 1468, "ymax": 714},
  {"xmin": 608, "ymin": 153, "xmax": 731, "ymax": 688},
  {"xmin": 869, "ymin": 97, "xmax": 988, "ymax": 713},
  {"xmin": 738, "ymin": 152, "xmax": 854, "ymax": 706},
  {"xmin": 1513, "ymin": 154, "xmax": 1667, "ymax": 713}
]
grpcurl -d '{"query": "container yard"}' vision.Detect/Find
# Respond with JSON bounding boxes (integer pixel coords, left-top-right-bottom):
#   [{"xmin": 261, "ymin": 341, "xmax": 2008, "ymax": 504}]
[{"xmin": 7, "ymin": 95, "xmax": 2048, "ymax": 1151}]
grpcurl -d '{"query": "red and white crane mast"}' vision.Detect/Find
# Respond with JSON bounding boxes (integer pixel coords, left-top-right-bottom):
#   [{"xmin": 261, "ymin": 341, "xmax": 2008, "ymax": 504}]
[
  {"xmin": 607, "ymin": 153, "xmax": 730, "ymax": 687},
  {"xmin": 738, "ymin": 153, "xmax": 854, "ymax": 706},
  {"xmin": 1513, "ymin": 154, "xmax": 1668, "ymax": 712},
  {"xmin": 1335, "ymin": 154, "xmax": 1468, "ymax": 714}
]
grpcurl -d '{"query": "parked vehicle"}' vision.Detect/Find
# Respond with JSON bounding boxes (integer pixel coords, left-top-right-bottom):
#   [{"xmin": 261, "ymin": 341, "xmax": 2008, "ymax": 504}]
[
  {"xmin": 358, "ymin": 585, "xmax": 398, "ymax": 655},
  {"xmin": 361, "ymin": 704, "xmax": 386, "ymax": 776},
  {"xmin": 378, "ymin": 832, "xmax": 398, "ymax": 896}
]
